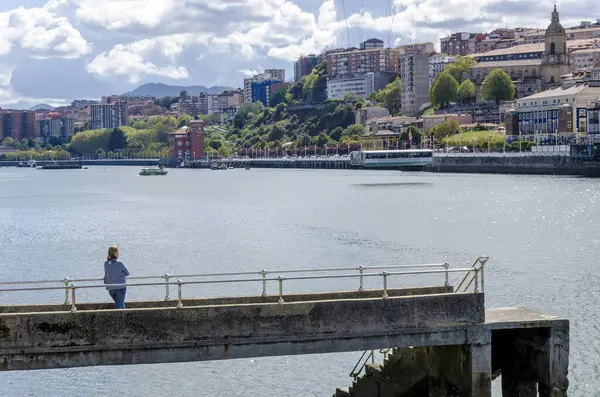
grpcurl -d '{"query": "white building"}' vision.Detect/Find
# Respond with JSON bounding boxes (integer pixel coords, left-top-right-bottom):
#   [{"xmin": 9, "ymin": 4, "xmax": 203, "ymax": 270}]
[
  {"xmin": 429, "ymin": 53, "xmax": 455, "ymax": 87},
  {"xmin": 399, "ymin": 53, "xmax": 430, "ymax": 117},
  {"xmin": 516, "ymin": 67, "xmax": 600, "ymax": 135},
  {"xmin": 570, "ymin": 48, "xmax": 600, "ymax": 71},
  {"xmin": 326, "ymin": 73, "xmax": 375, "ymax": 100},
  {"xmin": 90, "ymin": 103, "xmax": 129, "ymax": 130}
]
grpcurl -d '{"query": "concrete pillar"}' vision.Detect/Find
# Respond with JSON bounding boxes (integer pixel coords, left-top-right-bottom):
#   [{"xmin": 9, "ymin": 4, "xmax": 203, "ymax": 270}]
[
  {"xmin": 469, "ymin": 343, "xmax": 492, "ymax": 397},
  {"xmin": 536, "ymin": 323, "xmax": 569, "ymax": 397}
]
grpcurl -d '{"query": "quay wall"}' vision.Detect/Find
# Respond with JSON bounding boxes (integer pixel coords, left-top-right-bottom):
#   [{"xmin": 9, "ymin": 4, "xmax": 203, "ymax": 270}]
[
  {"xmin": 431, "ymin": 155, "xmax": 600, "ymax": 177},
  {"xmin": 0, "ymin": 292, "xmax": 484, "ymax": 371}
]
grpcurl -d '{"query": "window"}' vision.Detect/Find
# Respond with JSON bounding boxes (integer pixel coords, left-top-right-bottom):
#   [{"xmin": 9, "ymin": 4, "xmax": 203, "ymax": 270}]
[{"xmin": 550, "ymin": 42, "xmax": 556, "ymax": 55}]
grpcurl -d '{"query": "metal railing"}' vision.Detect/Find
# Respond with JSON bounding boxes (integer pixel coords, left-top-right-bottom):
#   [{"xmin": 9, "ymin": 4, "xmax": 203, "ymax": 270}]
[
  {"xmin": 348, "ymin": 256, "xmax": 489, "ymax": 379},
  {"xmin": 0, "ymin": 258, "xmax": 488, "ymax": 312}
]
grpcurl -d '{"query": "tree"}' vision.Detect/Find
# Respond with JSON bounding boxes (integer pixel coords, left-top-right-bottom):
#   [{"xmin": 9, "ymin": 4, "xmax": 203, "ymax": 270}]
[
  {"xmin": 330, "ymin": 126, "xmax": 344, "ymax": 142},
  {"xmin": 400, "ymin": 125, "xmax": 422, "ymax": 146},
  {"xmin": 343, "ymin": 124, "xmax": 365, "ymax": 136},
  {"xmin": 457, "ymin": 79, "xmax": 476, "ymax": 104},
  {"xmin": 430, "ymin": 72, "xmax": 459, "ymax": 109},
  {"xmin": 445, "ymin": 56, "xmax": 477, "ymax": 83},
  {"xmin": 108, "ymin": 128, "xmax": 126, "ymax": 152},
  {"xmin": 481, "ymin": 68, "xmax": 516, "ymax": 104},
  {"xmin": 1, "ymin": 137, "xmax": 15, "ymax": 147},
  {"xmin": 179, "ymin": 90, "xmax": 188, "ymax": 100},
  {"xmin": 269, "ymin": 89, "xmax": 287, "ymax": 107},
  {"xmin": 371, "ymin": 77, "xmax": 402, "ymax": 115},
  {"xmin": 431, "ymin": 119, "xmax": 460, "ymax": 140}
]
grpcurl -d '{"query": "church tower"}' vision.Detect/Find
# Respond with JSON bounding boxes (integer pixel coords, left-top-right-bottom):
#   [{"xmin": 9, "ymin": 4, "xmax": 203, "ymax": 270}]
[{"xmin": 542, "ymin": 5, "xmax": 570, "ymax": 89}]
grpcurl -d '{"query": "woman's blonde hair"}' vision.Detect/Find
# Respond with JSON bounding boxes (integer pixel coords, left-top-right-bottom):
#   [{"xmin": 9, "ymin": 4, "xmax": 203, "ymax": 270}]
[{"xmin": 107, "ymin": 246, "xmax": 119, "ymax": 261}]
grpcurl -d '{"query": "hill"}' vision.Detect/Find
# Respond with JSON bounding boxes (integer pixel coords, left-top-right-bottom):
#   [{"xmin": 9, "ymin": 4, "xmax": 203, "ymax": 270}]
[
  {"xmin": 124, "ymin": 83, "xmax": 234, "ymax": 98},
  {"xmin": 29, "ymin": 103, "xmax": 56, "ymax": 111}
]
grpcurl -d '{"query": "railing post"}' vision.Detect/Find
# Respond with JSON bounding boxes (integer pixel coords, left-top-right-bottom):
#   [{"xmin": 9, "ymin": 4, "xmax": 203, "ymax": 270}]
[
  {"xmin": 70, "ymin": 284, "xmax": 77, "ymax": 312},
  {"xmin": 381, "ymin": 272, "xmax": 389, "ymax": 299},
  {"xmin": 63, "ymin": 277, "xmax": 71, "ymax": 305},
  {"xmin": 443, "ymin": 263, "xmax": 449, "ymax": 287},
  {"xmin": 277, "ymin": 276, "xmax": 285, "ymax": 304},
  {"xmin": 163, "ymin": 273, "xmax": 171, "ymax": 301},
  {"xmin": 259, "ymin": 270, "xmax": 268, "ymax": 297},
  {"xmin": 480, "ymin": 265, "xmax": 485, "ymax": 293},
  {"xmin": 474, "ymin": 268, "xmax": 480, "ymax": 293},
  {"xmin": 176, "ymin": 279, "xmax": 183, "ymax": 308},
  {"xmin": 357, "ymin": 265, "xmax": 365, "ymax": 291}
]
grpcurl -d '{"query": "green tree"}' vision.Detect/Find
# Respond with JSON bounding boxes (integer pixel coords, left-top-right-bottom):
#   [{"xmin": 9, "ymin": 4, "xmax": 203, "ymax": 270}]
[
  {"xmin": 430, "ymin": 72, "xmax": 459, "ymax": 109},
  {"xmin": 400, "ymin": 125, "xmax": 422, "ymax": 146},
  {"xmin": 179, "ymin": 90, "xmax": 188, "ymax": 100},
  {"xmin": 177, "ymin": 114, "xmax": 192, "ymax": 128},
  {"xmin": 371, "ymin": 77, "xmax": 402, "ymax": 115},
  {"xmin": 330, "ymin": 126, "xmax": 344, "ymax": 142},
  {"xmin": 431, "ymin": 120, "xmax": 460, "ymax": 140},
  {"xmin": 457, "ymin": 79, "xmax": 476, "ymax": 104},
  {"xmin": 269, "ymin": 89, "xmax": 287, "ymax": 107},
  {"xmin": 343, "ymin": 124, "xmax": 365, "ymax": 136},
  {"xmin": 481, "ymin": 68, "xmax": 516, "ymax": 104},
  {"xmin": 108, "ymin": 128, "xmax": 126, "ymax": 152},
  {"xmin": 445, "ymin": 56, "xmax": 477, "ymax": 83},
  {"xmin": 1, "ymin": 137, "xmax": 15, "ymax": 147}
]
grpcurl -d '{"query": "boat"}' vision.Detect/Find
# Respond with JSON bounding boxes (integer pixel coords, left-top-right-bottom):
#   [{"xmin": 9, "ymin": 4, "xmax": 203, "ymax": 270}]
[
  {"xmin": 349, "ymin": 149, "xmax": 433, "ymax": 169},
  {"xmin": 38, "ymin": 164, "xmax": 82, "ymax": 170},
  {"xmin": 139, "ymin": 166, "xmax": 168, "ymax": 176}
]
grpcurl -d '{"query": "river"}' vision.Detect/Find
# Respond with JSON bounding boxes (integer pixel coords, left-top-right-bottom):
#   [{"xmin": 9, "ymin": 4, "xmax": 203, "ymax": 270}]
[{"xmin": 0, "ymin": 166, "xmax": 597, "ymax": 396}]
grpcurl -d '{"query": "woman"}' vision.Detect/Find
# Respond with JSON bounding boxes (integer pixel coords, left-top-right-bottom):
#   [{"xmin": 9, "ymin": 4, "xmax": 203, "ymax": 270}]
[{"xmin": 103, "ymin": 246, "xmax": 130, "ymax": 309}]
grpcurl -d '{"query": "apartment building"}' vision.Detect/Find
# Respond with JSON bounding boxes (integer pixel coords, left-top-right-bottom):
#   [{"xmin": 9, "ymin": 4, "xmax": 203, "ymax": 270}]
[
  {"xmin": 243, "ymin": 69, "xmax": 286, "ymax": 103},
  {"xmin": 429, "ymin": 53, "xmax": 455, "ymax": 87},
  {"xmin": 440, "ymin": 32, "xmax": 478, "ymax": 56},
  {"xmin": 294, "ymin": 54, "xmax": 320, "ymax": 82},
  {"xmin": 90, "ymin": 103, "xmax": 129, "ymax": 130},
  {"xmin": 36, "ymin": 116, "xmax": 75, "ymax": 143},
  {"xmin": 360, "ymin": 38, "xmax": 384, "ymax": 50},
  {"xmin": 327, "ymin": 48, "xmax": 400, "ymax": 78},
  {"xmin": 0, "ymin": 111, "xmax": 36, "ymax": 141},
  {"xmin": 399, "ymin": 53, "xmax": 430, "ymax": 117},
  {"xmin": 326, "ymin": 73, "xmax": 375, "ymax": 100},
  {"xmin": 570, "ymin": 48, "xmax": 600, "ymax": 70},
  {"xmin": 397, "ymin": 42, "xmax": 435, "ymax": 55}
]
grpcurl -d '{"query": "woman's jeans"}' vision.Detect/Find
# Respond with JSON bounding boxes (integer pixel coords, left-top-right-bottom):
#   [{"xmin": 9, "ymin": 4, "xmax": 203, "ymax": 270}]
[{"xmin": 109, "ymin": 288, "xmax": 127, "ymax": 309}]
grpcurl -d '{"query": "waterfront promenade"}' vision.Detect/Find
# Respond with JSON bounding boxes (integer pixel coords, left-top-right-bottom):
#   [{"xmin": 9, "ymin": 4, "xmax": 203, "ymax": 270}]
[{"xmin": 0, "ymin": 257, "xmax": 569, "ymax": 396}]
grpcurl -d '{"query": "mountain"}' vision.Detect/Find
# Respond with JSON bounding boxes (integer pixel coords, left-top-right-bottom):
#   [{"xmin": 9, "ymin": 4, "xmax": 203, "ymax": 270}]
[
  {"xmin": 124, "ymin": 83, "xmax": 234, "ymax": 98},
  {"xmin": 29, "ymin": 103, "xmax": 56, "ymax": 111}
]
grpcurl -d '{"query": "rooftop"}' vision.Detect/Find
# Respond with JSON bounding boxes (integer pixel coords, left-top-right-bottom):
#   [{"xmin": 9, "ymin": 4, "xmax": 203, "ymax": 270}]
[
  {"xmin": 169, "ymin": 126, "xmax": 189, "ymax": 135},
  {"xmin": 474, "ymin": 39, "xmax": 595, "ymax": 57},
  {"xmin": 471, "ymin": 59, "xmax": 542, "ymax": 69},
  {"xmin": 518, "ymin": 83, "xmax": 588, "ymax": 101}
]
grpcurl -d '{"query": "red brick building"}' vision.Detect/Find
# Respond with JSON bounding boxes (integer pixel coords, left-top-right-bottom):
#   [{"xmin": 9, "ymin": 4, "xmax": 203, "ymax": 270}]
[
  {"xmin": 0, "ymin": 110, "xmax": 36, "ymax": 141},
  {"xmin": 168, "ymin": 117, "xmax": 205, "ymax": 160}
]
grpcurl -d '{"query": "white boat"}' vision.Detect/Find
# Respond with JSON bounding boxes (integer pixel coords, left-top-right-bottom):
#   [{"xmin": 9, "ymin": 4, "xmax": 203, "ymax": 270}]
[
  {"xmin": 349, "ymin": 149, "xmax": 433, "ymax": 168},
  {"xmin": 139, "ymin": 166, "xmax": 168, "ymax": 176}
]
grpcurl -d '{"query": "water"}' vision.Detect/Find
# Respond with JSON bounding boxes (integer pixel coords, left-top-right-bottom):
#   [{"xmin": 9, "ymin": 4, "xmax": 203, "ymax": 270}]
[{"xmin": 0, "ymin": 166, "xmax": 598, "ymax": 396}]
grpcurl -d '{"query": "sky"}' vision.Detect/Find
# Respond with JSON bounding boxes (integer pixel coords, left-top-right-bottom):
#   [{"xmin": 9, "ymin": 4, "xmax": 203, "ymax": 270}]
[{"xmin": 0, "ymin": 0, "xmax": 594, "ymax": 107}]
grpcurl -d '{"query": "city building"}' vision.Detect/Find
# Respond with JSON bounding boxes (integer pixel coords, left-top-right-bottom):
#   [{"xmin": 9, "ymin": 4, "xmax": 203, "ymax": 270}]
[
  {"xmin": 251, "ymin": 79, "xmax": 283, "ymax": 106},
  {"xmin": 360, "ymin": 38, "xmax": 384, "ymax": 50},
  {"xmin": 355, "ymin": 107, "xmax": 390, "ymax": 125},
  {"xmin": 422, "ymin": 114, "xmax": 473, "ymax": 134},
  {"xmin": 429, "ymin": 53, "xmax": 456, "ymax": 87},
  {"xmin": 294, "ymin": 54, "xmax": 320, "ymax": 82},
  {"xmin": 515, "ymin": 63, "xmax": 600, "ymax": 136},
  {"xmin": 168, "ymin": 117, "xmax": 205, "ymax": 160},
  {"xmin": 397, "ymin": 42, "xmax": 436, "ymax": 55},
  {"xmin": 466, "ymin": 6, "xmax": 572, "ymax": 100},
  {"xmin": 570, "ymin": 48, "xmax": 600, "ymax": 70},
  {"xmin": 0, "ymin": 145, "xmax": 17, "ymax": 154},
  {"xmin": 90, "ymin": 103, "xmax": 129, "ymax": 130},
  {"xmin": 440, "ymin": 32, "xmax": 479, "ymax": 56},
  {"xmin": 268, "ymin": 82, "xmax": 291, "ymax": 105},
  {"xmin": 0, "ymin": 111, "xmax": 36, "ymax": 141},
  {"xmin": 327, "ymin": 48, "xmax": 400, "ymax": 79},
  {"xmin": 101, "ymin": 95, "xmax": 122, "ymax": 105},
  {"xmin": 399, "ymin": 53, "xmax": 430, "ymax": 116},
  {"xmin": 587, "ymin": 98, "xmax": 600, "ymax": 134},
  {"xmin": 326, "ymin": 73, "xmax": 375, "ymax": 100},
  {"xmin": 36, "ymin": 114, "xmax": 75, "ymax": 143},
  {"xmin": 243, "ymin": 69, "xmax": 286, "ymax": 103},
  {"xmin": 71, "ymin": 100, "xmax": 98, "ymax": 109}
]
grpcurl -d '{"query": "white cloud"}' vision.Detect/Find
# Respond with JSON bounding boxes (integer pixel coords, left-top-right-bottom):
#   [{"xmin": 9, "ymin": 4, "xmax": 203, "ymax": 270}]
[
  {"xmin": 237, "ymin": 68, "xmax": 262, "ymax": 77},
  {"xmin": 0, "ymin": 3, "xmax": 91, "ymax": 59},
  {"xmin": 86, "ymin": 33, "xmax": 211, "ymax": 83},
  {"xmin": 73, "ymin": 0, "xmax": 174, "ymax": 30}
]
